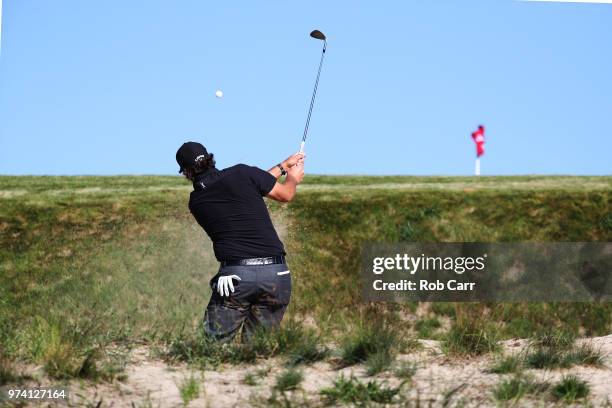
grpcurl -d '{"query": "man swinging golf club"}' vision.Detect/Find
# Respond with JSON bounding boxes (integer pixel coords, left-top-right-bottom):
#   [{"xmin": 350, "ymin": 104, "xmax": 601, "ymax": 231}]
[{"xmin": 176, "ymin": 142, "xmax": 304, "ymax": 341}]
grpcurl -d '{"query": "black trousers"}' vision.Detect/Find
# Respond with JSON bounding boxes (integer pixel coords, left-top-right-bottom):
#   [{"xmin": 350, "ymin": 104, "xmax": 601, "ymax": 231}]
[{"xmin": 203, "ymin": 263, "xmax": 292, "ymax": 341}]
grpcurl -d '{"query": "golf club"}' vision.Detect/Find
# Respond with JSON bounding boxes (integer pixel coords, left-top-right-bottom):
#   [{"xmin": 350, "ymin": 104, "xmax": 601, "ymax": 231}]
[{"xmin": 299, "ymin": 29, "xmax": 327, "ymax": 153}]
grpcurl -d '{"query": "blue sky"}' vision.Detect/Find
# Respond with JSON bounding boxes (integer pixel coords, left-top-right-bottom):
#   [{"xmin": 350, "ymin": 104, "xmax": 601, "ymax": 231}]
[{"xmin": 0, "ymin": 0, "xmax": 610, "ymax": 175}]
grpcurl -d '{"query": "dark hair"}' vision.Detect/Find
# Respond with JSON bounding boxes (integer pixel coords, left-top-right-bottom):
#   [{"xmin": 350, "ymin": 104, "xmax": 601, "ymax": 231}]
[{"xmin": 182, "ymin": 152, "xmax": 216, "ymax": 181}]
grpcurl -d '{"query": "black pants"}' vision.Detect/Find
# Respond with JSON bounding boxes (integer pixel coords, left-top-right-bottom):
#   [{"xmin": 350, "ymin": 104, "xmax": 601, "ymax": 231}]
[{"xmin": 203, "ymin": 263, "xmax": 292, "ymax": 341}]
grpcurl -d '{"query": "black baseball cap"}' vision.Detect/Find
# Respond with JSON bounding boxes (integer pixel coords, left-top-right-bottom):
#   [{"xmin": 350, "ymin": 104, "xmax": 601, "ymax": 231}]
[{"xmin": 176, "ymin": 142, "xmax": 208, "ymax": 173}]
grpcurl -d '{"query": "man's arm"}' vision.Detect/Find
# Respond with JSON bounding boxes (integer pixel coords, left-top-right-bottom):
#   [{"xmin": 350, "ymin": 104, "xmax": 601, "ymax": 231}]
[
  {"xmin": 268, "ymin": 164, "xmax": 284, "ymax": 179},
  {"xmin": 267, "ymin": 162, "xmax": 305, "ymax": 203},
  {"xmin": 268, "ymin": 153, "xmax": 304, "ymax": 179}
]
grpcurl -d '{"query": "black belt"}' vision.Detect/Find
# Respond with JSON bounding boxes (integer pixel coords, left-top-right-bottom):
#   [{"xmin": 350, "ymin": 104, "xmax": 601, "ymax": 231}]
[{"xmin": 220, "ymin": 256, "xmax": 286, "ymax": 267}]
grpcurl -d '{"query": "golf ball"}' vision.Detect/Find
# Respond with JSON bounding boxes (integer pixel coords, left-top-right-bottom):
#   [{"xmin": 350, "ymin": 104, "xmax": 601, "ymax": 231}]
[{"xmin": 215, "ymin": 90, "xmax": 223, "ymax": 98}]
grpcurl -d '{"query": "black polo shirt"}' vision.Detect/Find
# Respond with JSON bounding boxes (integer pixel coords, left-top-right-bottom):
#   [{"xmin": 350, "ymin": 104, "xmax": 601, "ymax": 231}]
[{"xmin": 188, "ymin": 164, "xmax": 285, "ymax": 261}]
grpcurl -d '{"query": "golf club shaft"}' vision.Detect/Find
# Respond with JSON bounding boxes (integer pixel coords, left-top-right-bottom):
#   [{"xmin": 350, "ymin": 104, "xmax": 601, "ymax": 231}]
[{"xmin": 300, "ymin": 41, "xmax": 326, "ymax": 153}]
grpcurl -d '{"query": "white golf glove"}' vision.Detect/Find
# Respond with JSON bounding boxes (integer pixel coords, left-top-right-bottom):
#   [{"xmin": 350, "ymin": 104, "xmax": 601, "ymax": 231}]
[{"xmin": 216, "ymin": 275, "xmax": 241, "ymax": 297}]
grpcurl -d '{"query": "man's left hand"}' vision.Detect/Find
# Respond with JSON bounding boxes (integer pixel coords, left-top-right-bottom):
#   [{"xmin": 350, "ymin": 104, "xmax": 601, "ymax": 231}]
[{"xmin": 282, "ymin": 153, "xmax": 305, "ymax": 169}]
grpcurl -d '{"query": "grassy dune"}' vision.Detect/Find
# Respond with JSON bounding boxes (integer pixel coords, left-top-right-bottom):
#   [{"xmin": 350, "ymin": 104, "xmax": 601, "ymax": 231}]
[
  {"xmin": 1, "ymin": 175, "xmax": 611, "ymax": 385},
  {"xmin": 288, "ymin": 178, "xmax": 611, "ymax": 335}
]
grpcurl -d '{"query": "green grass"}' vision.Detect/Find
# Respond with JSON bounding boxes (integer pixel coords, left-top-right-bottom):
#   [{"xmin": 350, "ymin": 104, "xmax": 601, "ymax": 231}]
[
  {"xmin": 431, "ymin": 303, "xmax": 456, "ymax": 317},
  {"xmin": 566, "ymin": 343, "xmax": 605, "ymax": 366},
  {"xmin": 165, "ymin": 322, "xmax": 327, "ymax": 368},
  {"xmin": 243, "ymin": 366, "xmax": 272, "ymax": 386},
  {"xmin": 1, "ymin": 176, "xmax": 212, "ymax": 379},
  {"xmin": 532, "ymin": 330, "xmax": 576, "ymax": 349},
  {"xmin": 274, "ymin": 367, "xmax": 304, "ymax": 392},
  {"xmin": 276, "ymin": 321, "xmax": 329, "ymax": 366},
  {"xmin": 288, "ymin": 179, "xmax": 612, "ymax": 338},
  {"xmin": 493, "ymin": 375, "xmax": 549, "ymax": 402},
  {"xmin": 365, "ymin": 350, "xmax": 394, "ymax": 376},
  {"xmin": 442, "ymin": 320, "xmax": 499, "ymax": 356},
  {"xmin": 525, "ymin": 344, "xmax": 604, "ymax": 370},
  {"xmin": 320, "ymin": 375, "xmax": 403, "ymax": 406},
  {"xmin": 524, "ymin": 331, "xmax": 604, "ymax": 370},
  {"xmin": 299, "ymin": 175, "xmax": 612, "ymax": 190},
  {"xmin": 287, "ymin": 339, "xmax": 328, "ymax": 366},
  {"xmin": 525, "ymin": 348, "xmax": 562, "ymax": 369},
  {"xmin": 1, "ymin": 175, "xmax": 611, "ymax": 382},
  {"xmin": 166, "ymin": 329, "xmax": 255, "ymax": 366},
  {"xmin": 338, "ymin": 321, "xmax": 405, "ymax": 375},
  {"xmin": 393, "ymin": 360, "xmax": 417, "ymax": 380},
  {"xmin": 179, "ymin": 373, "xmax": 201, "ymax": 406},
  {"xmin": 552, "ymin": 375, "xmax": 590, "ymax": 403},
  {"xmin": 0, "ymin": 355, "xmax": 20, "ymax": 385},
  {"xmin": 414, "ymin": 317, "xmax": 442, "ymax": 339},
  {"xmin": 243, "ymin": 372, "xmax": 259, "ymax": 386},
  {"xmin": 487, "ymin": 355, "xmax": 522, "ymax": 374}
]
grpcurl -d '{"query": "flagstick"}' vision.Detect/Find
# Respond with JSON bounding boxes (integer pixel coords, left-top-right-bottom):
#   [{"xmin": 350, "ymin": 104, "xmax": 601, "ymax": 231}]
[{"xmin": 475, "ymin": 158, "xmax": 480, "ymax": 176}]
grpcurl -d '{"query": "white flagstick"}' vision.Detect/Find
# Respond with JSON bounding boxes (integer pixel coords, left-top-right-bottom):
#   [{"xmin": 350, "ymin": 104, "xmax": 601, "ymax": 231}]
[{"xmin": 475, "ymin": 158, "xmax": 481, "ymax": 176}]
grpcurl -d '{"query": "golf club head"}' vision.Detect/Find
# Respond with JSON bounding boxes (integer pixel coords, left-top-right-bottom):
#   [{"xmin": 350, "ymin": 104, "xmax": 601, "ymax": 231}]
[{"xmin": 310, "ymin": 30, "xmax": 326, "ymax": 41}]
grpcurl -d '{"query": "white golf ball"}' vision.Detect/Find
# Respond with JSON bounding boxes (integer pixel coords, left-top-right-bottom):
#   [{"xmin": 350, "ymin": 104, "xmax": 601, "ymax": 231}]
[{"xmin": 215, "ymin": 90, "xmax": 223, "ymax": 98}]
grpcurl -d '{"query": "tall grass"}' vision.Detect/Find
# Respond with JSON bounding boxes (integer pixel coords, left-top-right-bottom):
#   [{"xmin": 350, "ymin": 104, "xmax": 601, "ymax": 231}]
[
  {"xmin": 414, "ymin": 317, "xmax": 442, "ymax": 339},
  {"xmin": 1, "ymin": 175, "xmax": 611, "ymax": 383},
  {"xmin": 320, "ymin": 375, "xmax": 403, "ymax": 406},
  {"xmin": 487, "ymin": 355, "xmax": 522, "ymax": 374},
  {"xmin": 443, "ymin": 319, "xmax": 499, "ymax": 356},
  {"xmin": 525, "ymin": 331, "xmax": 604, "ymax": 369},
  {"xmin": 274, "ymin": 367, "xmax": 304, "ymax": 392},
  {"xmin": 552, "ymin": 375, "xmax": 590, "ymax": 403},
  {"xmin": 165, "ymin": 321, "xmax": 327, "ymax": 368},
  {"xmin": 0, "ymin": 354, "xmax": 20, "ymax": 386},
  {"xmin": 1, "ymin": 177, "xmax": 215, "ymax": 379},
  {"xmin": 287, "ymin": 183, "xmax": 612, "ymax": 339},
  {"xmin": 493, "ymin": 375, "xmax": 549, "ymax": 402},
  {"xmin": 338, "ymin": 320, "xmax": 413, "ymax": 375},
  {"xmin": 179, "ymin": 373, "xmax": 201, "ymax": 406}
]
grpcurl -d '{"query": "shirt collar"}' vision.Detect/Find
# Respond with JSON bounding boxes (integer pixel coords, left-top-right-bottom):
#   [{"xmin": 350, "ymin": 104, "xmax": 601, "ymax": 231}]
[{"xmin": 192, "ymin": 167, "xmax": 219, "ymax": 189}]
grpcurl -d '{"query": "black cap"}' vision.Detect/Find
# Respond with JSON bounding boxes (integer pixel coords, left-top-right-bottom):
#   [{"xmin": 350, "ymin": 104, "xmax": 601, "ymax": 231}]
[{"xmin": 176, "ymin": 142, "xmax": 208, "ymax": 173}]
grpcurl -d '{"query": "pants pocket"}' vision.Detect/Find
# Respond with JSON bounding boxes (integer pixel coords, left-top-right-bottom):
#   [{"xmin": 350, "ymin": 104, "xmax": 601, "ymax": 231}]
[
  {"xmin": 257, "ymin": 273, "xmax": 292, "ymax": 306},
  {"xmin": 277, "ymin": 274, "xmax": 292, "ymax": 305}
]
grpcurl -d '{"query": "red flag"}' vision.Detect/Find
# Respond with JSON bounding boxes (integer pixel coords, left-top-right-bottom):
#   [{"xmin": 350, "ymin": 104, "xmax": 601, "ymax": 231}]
[{"xmin": 471, "ymin": 125, "xmax": 485, "ymax": 158}]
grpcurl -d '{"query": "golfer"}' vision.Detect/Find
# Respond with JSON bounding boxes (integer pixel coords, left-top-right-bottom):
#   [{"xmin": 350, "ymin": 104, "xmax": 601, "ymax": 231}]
[{"xmin": 176, "ymin": 142, "xmax": 305, "ymax": 341}]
